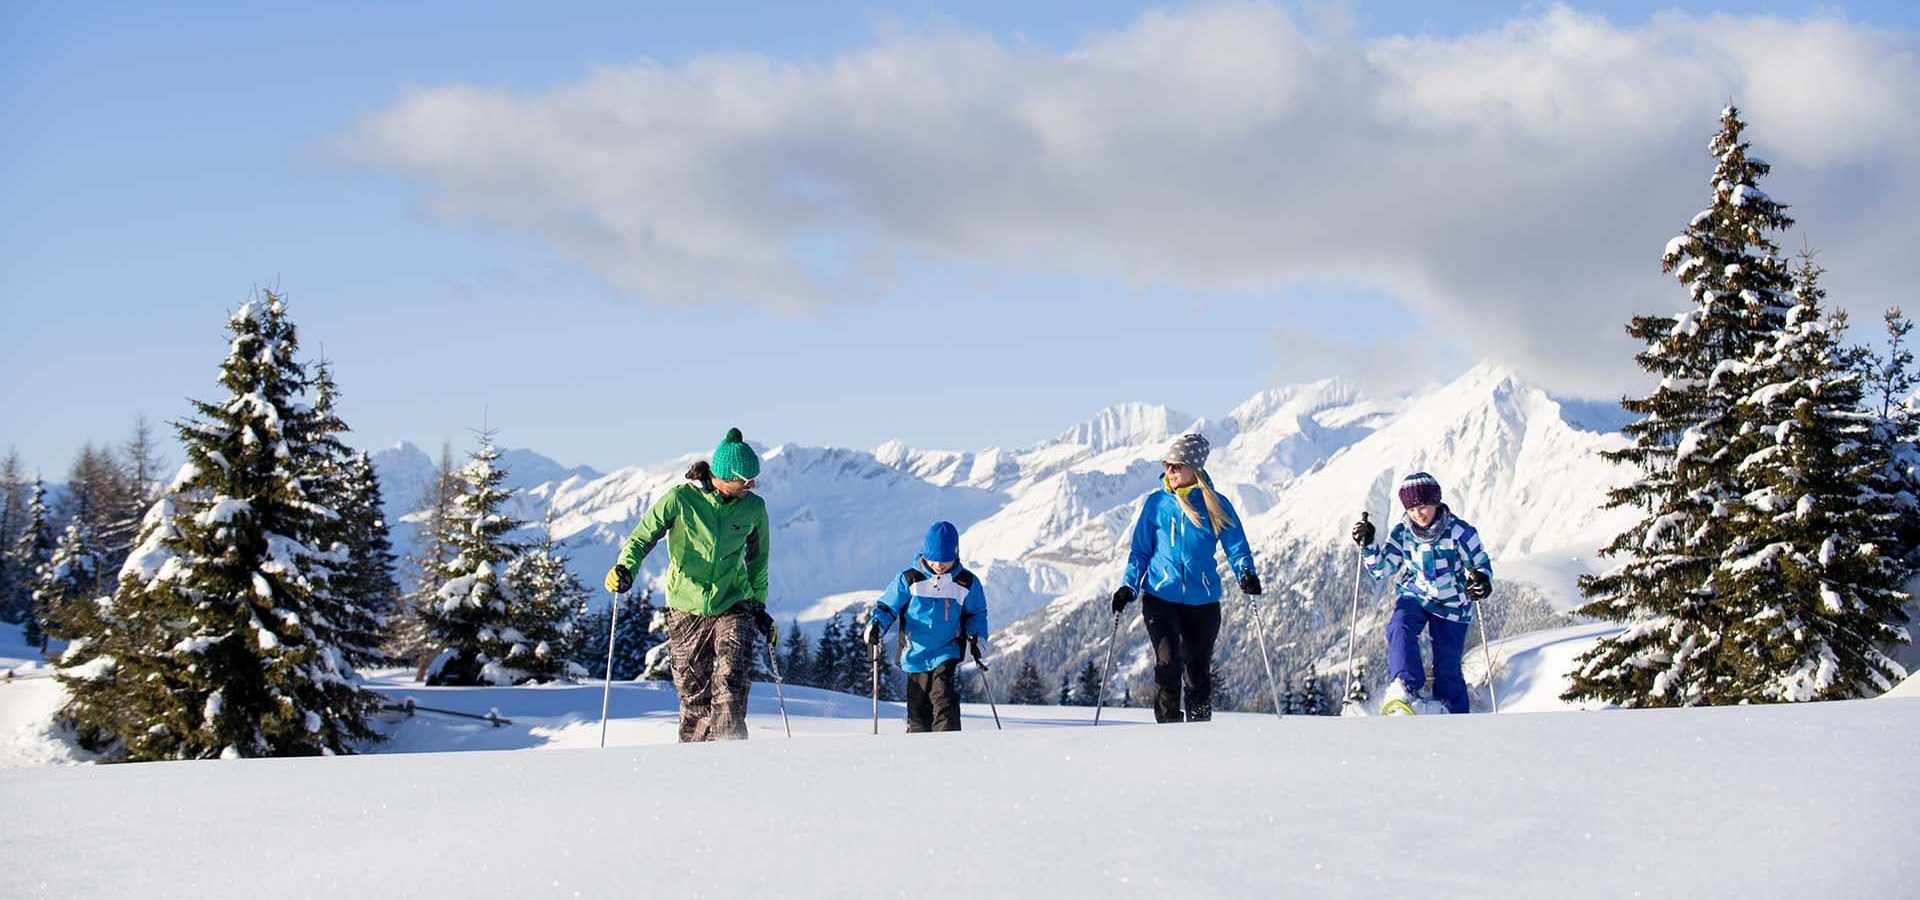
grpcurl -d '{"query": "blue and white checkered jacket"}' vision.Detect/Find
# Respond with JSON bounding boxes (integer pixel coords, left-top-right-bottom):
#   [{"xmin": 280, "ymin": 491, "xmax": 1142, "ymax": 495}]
[{"xmin": 1361, "ymin": 509, "xmax": 1492, "ymax": 624}]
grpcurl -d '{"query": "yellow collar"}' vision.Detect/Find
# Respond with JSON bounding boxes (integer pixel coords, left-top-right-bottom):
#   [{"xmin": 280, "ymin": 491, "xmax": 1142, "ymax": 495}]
[{"xmin": 1162, "ymin": 475, "xmax": 1201, "ymax": 497}]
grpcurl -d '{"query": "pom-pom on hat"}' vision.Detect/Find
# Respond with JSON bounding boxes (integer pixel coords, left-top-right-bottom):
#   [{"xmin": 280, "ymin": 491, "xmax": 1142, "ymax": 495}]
[
  {"xmin": 1398, "ymin": 472, "xmax": 1443, "ymax": 509},
  {"xmin": 921, "ymin": 521, "xmax": 960, "ymax": 564},
  {"xmin": 1163, "ymin": 433, "xmax": 1210, "ymax": 470},
  {"xmin": 711, "ymin": 427, "xmax": 761, "ymax": 481}
]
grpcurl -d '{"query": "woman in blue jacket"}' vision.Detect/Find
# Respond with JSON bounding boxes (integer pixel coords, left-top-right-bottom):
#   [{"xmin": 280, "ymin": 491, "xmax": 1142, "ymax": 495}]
[
  {"xmin": 865, "ymin": 521, "xmax": 989, "ymax": 732},
  {"xmin": 1111, "ymin": 433, "xmax": 1261, "ymax": 722}
]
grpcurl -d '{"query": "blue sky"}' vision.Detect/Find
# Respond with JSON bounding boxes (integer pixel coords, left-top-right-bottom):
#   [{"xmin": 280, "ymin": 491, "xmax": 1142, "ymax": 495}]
[{"xmin": 5, "ymin": 1, "xmax": 1918, "ymax": 479}]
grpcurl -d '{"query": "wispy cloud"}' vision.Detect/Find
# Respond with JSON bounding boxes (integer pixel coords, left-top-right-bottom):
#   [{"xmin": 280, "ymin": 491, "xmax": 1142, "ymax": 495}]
[{"xmin": 341, "ymin": 3, "xmax": 1920, "ymax": 397}]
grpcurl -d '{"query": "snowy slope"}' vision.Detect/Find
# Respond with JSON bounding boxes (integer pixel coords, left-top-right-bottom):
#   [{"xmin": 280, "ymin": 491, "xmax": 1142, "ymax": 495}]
[{"xmin": 1, "ymin": 680, "xmax": 1913, "ymax": 897}]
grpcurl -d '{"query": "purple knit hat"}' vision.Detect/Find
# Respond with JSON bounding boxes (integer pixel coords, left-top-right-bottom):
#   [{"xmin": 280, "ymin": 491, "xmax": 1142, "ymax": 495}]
[{"xmin": 1397, "ymin": 472, "xmax": 1442, "ymax": 509}]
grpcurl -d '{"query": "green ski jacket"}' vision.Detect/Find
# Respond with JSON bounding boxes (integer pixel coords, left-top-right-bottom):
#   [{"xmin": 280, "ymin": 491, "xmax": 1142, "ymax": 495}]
[{"xmin": 616, "ymin": 482, "xmax": 770, "ymax": 616}]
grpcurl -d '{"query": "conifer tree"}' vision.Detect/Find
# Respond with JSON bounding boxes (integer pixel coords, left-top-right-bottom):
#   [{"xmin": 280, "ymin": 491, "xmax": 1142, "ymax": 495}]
[
  {"xmin": 0, "ymin": 451, "xmax": 28, "ymax": 624},
  {"xmin": 1858, "ymin": 308, "xmax": 1920, "ymax": 572},
  {"xmin": 422, "ymin": 435, "xmax": 527, "ymax": 686},
  {"xmin": 1057, "ymin": 672, "xmax": 1071, "ymax": 705},
  {"xmin": 33, "ymin": 517, "xmax": 104, "ymax": 653},
  {"xmin": 390, "ymin": 442, "xmax": 462, "ymax": 673},
  {"xmin": 1208, "ymin": 661, "xmax": 1231, "ymax": 713},
  {"xmin": 1281, "ymin": 675, "xmax": 1301, "ymax": 716},
  {"xmin": 1008, "ymin": 659, "xmax": 1049, "ymax": 705},
  {"xmin": 1703, "ymin": 255, "xmax": 1910, "ymax": 699},
  {"xmin": 779, "ymin": 618, "xmax": 813, "ymax": 687},
  {"xmin": 1070, "ymin": 659, "xmax": 1103, "ymax": 706},
  {"xmin": 57, "ymin": 292, "xmax": 382, "ymax": 759},
  {"xmin": 333, "ymin": 451, "xmax": 399, "ymax": 666},
  {"xmin": 815, "ymin": 612, "xmax": 848, "ymax": 692},
  {"xmin": 1302, "ymin": 668, "xmax": 1325, "ymax": 716},
  {"xmin": 573, "ymin": 587, "xmax": 655, "ymax": 680},
  {"xmin": 503, "ymin": 511, "xmax": 590, "ymax": 682},
  {"xmin": 1566, "ymin": 107, "xmax": 1802, "ymax": 707},
  {"xmin": 302, "ymin": 365, "xmax": 390, "ymax": 671},
  {"xmin": 11, "ymin": 482, "xmax": 55, "ymax": 636}
]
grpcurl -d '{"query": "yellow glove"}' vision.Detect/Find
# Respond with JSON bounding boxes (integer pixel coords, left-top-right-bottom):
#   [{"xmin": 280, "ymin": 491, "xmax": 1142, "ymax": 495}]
[{"xmin": 604, "ymin": 565, "xmax": 632, "ymax": 593}]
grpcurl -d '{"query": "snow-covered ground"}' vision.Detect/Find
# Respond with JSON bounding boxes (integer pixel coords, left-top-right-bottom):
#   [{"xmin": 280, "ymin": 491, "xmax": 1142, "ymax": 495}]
[{"xmin": 2, "ymin": 613, "xmax": 1916, "ymax": 897}]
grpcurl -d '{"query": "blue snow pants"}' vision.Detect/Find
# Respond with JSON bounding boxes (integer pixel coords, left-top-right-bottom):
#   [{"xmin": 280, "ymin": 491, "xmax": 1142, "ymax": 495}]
[{"xmin": 1386, "ymin": 595, "xmax": 1470, "ymax": 714}]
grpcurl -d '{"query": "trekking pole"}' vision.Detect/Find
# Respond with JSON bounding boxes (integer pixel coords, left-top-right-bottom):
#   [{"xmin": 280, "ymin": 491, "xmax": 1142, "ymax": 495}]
[
  {"xmin": 1245, "ymin": 587, "xmax": 1284, "ymax": 720},
  {"xmin": 1091, "ymin": 610, "xmax": 1123, "ymax": 726},
  {"xmin": 1474, "ymin": 599, "xmax": 1501, "ymax": 714},
  {"xmin": 1341, "ymin": 512, "xmax": 1370, "ymax": 709},
  {"xmin": 764, "ymin": 640, "xmax": 792, "ymax": 738},
  {"xmin": 970, "ymin": 645, "xmax": 1003, "ymax": 730},
  {"xmin": 597, "ymin": 588, "xmax": 624, "ymax": 750},
  {"xmin": 869, "ymin": 639, "xmax": 882, "ymax": 735}
]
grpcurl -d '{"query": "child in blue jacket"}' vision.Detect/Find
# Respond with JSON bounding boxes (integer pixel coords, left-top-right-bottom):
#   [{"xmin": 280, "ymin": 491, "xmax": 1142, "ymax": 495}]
[
  {"xmin": 865, "ymin": 521, "xmax": 989, "ymax": 732},
  {"xmin": 1110, "ymin": 433, "xmax": 1262, "ymax": 723},
  {"xmin": 1351, "ymin": 472, "xmax": 1494, "ymax": 714}
]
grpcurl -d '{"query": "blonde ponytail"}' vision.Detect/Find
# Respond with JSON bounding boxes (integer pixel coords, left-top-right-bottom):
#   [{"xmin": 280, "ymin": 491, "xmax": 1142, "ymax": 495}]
[{"xmin": 1171, "ymin": 469, "xmax": 1236, "ymax": 536}]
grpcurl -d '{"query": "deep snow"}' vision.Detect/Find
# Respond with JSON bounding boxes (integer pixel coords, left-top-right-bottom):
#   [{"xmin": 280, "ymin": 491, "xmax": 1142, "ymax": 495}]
[{"xmin": 1, "ymin": 685, "xmax": 1913, "ymax": 898}]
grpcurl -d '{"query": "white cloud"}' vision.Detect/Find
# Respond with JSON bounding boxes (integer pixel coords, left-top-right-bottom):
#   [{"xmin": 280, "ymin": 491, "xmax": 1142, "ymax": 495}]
[{"xmin": 341, "ymin": 3, "xmax": 1920, "ymax": 397}]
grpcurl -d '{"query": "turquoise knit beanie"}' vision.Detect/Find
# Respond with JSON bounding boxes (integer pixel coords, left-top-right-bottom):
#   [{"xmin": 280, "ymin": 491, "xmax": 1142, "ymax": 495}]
[{"xmin": 711, "ymin": 427, "xmax": 761, "ymax": 481}]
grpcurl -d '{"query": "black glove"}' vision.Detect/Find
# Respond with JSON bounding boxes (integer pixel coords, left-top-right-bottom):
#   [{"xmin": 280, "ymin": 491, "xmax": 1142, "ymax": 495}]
[
  {"xmin": 1111, "ymin": 585, "xmax": 1135, "ymax": 613},
  {"xmin": 1350, "ymin": 517, "xmax": 1375, "ymax": 547},
  {"xmin": 863, "ymin": 617, "xmax": 884, "ymax": 646},
  {"xmin": 604, "ymin": 565, "xmax": 633, "ymax": 594},
  {"xmin": 746, "ymin": 601, "xmax": 778, "ymax": 646},
  {"xmin": 965, "ymin": 635, "xmax": 984, "ymax": 663},
  {"xmin": 1239, "ymin": 571, "xmax": 1263, "ymax": 596},
  {"xmin": 1463, "ymin": 569, "xmax": 1492, "ymax": 600}
]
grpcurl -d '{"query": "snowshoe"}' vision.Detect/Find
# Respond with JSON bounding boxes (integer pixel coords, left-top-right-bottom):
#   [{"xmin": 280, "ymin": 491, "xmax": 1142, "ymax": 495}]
[{"xmin": 1379, "ymin": 697, "xmax": 1415, "ymax": 716}]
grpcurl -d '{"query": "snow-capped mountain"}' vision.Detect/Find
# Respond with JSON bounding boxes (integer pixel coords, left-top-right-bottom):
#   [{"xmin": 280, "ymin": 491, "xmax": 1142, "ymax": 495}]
[{"xmin": 371, "ymin": 363, "xmax": 1637, "ymax": 701}]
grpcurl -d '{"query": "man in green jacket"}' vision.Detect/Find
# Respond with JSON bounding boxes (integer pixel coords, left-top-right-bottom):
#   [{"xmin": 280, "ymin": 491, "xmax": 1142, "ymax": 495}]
[{"xmin": 605, "ymin": 428, "xmax": 775, "ymax": 741}]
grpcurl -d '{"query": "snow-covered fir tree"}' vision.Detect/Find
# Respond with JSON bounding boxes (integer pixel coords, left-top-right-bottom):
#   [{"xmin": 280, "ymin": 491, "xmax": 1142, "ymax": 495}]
[
  {"xmin": 1566, "ymin": 107, "xmax": 1805, "ymax": 707},
  {"xmin": 0, "ymin": 452, "xmax": 28, "ymax": 625},
  {"xmin": 1008, "ymin": 659, "xmax": 1048, "ymax": 705},
  {"xmin": 1857, "ymin": 308, "xmax": 1920, "ymax": 571},
  {"xmin": 421, "ymin": 435, "xmax": 528, "ymax": 686},
  {"xmin": 333, "ymin": 450, "xmax": 399, "ymax": 666},
  {"xmin": 1057, "ymin": 672, "xmax": 1071, "ymax": 705},
  {"xmin": 388, "ymin": 442, "xmax": 461, "ymax": 673},
  {"xmin": 1703, "ymin": 255, "xmax": 1910, "ymax": 699},
  {"xmin": 32, "ymin": 516, "xmax": 104, "ymax": 653},
  {"xmin": 1281, "ymin": 676, "xmax": 1301, "ymax": 716},
  {"xmin": 5, "ymin": 479, "xmax": 53, "ymax": 629},
  {"xmin": 57, "ymin": 292, "xmax": 383, "ymax": 759},
  {"xmin": 303, "ymin": 364, "xmax": 391, "ymax": 671},
  {"xmin": 502, "ymin": 510, "xmax": 590, "ymax": 682},
  {"xmin": 12, "ymin": 482, "xmax": 56, "ymax": 643},
  {"xmin": 1301, "ymin": 668, "xmax": 1326, "ymax": 716}
]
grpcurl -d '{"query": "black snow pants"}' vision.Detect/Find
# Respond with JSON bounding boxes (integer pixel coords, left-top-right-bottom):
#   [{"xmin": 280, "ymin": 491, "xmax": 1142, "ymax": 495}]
[
  {"xmin": 905, "ymin": 659, "xmax": 962, "ymax": 732},
  {"xmin": 1140, "ymin": 593, "xmax": 1222, "ymax": 723}
]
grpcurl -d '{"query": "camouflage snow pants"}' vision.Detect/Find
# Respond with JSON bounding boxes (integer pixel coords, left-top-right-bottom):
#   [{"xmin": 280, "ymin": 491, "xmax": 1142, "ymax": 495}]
[{"xmin": 665, "ymin": 606, "xmax": 756, "ymax": 742}]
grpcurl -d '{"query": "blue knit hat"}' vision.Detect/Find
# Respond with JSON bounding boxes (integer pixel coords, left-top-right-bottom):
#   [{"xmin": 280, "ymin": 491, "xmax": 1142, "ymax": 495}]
[
  {"xmin": 921, "ymin": 521, "xmax": 959, "ymax": 564},
  {"xmin": 711, "ymin": 427, "xmax": 761, "ymax": 481},
  {"xmin": 1398, "ymin": 472, "xmax": 1442, "ymax": 509}
]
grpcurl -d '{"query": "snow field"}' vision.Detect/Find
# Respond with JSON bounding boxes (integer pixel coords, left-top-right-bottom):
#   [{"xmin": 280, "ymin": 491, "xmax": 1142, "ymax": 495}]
[{"xmin": 1, "ymin": 694, "xmax": 1913, "ymax": 898}]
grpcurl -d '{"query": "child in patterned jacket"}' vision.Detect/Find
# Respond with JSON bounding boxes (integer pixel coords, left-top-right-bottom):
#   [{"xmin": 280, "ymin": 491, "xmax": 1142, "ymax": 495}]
[
  {"xmin": 864, "ymin": 521, "xmax": 990, "ymax": 732},
  {"xmin": 1350, "ymin": 472, "xmax": 1493, "ymax": 714}
]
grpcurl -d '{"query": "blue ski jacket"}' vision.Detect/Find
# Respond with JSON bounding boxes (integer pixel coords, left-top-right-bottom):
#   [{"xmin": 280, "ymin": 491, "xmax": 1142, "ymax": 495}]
[
  {"xmin": 869, "ymin": 561, "xmax": 990, "ymax": 673},
  {"xmin": 1121, "ymin": 475, "xmax": 1257, "ymax": 606},
  {"xmin": 1362, "ymin": 507, "xmax": 1493, "ymax": 624}
]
